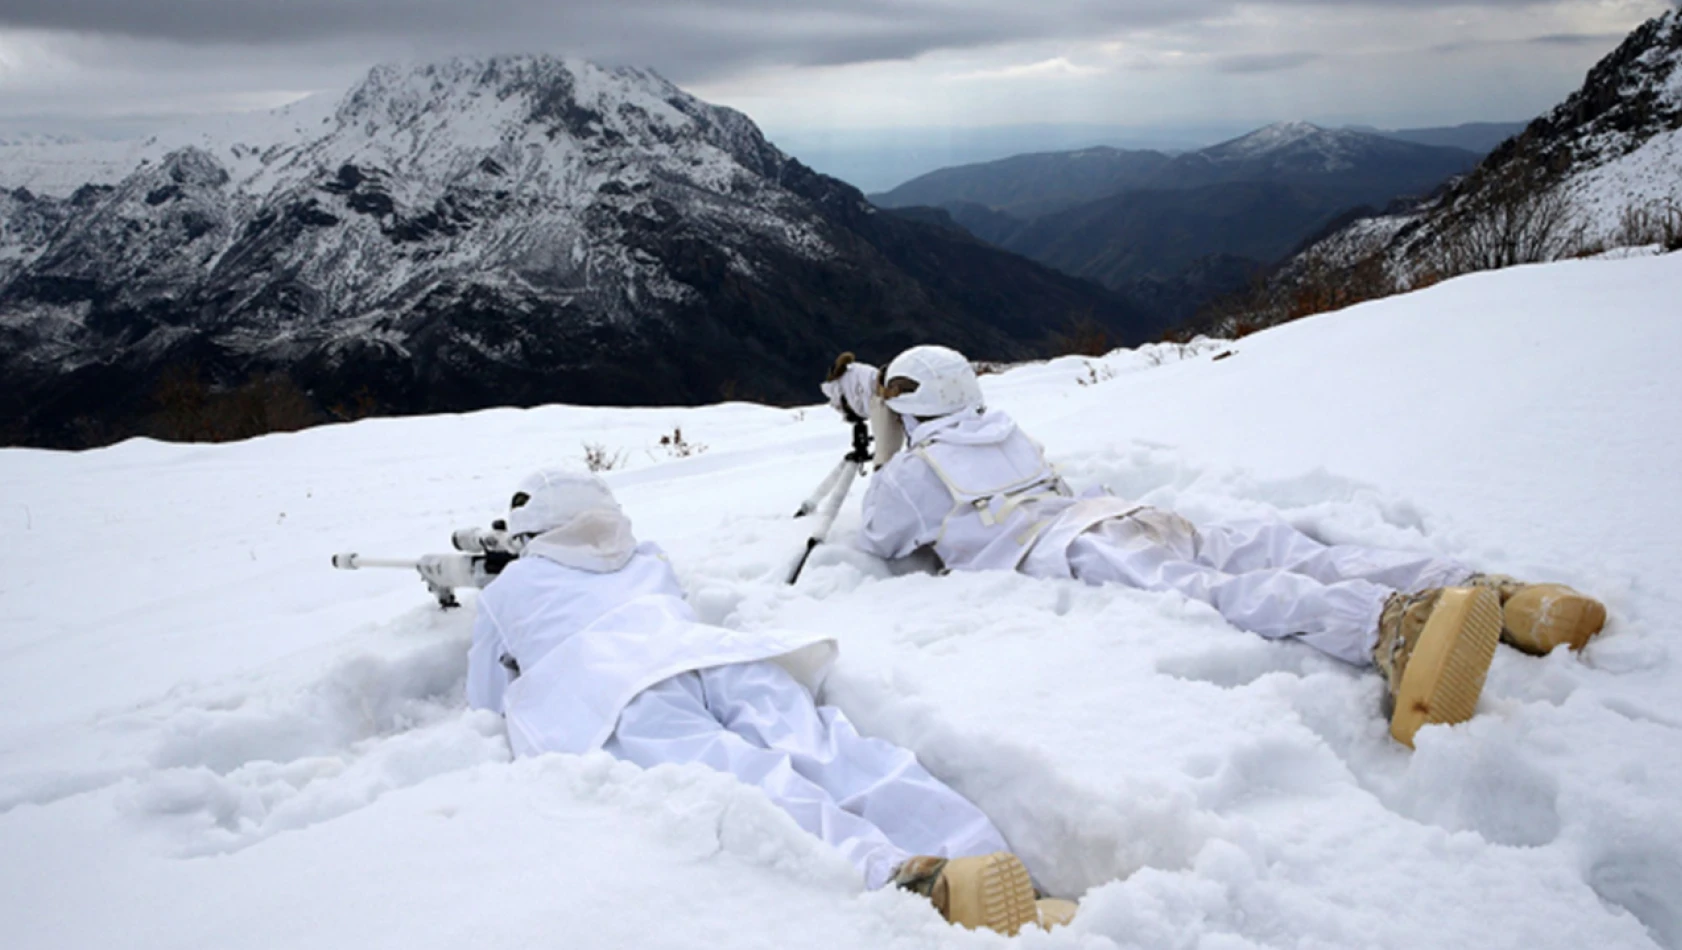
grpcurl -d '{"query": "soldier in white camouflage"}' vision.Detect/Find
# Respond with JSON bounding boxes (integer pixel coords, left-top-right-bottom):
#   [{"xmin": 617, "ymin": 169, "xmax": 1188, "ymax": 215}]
[{"xmin": 826, "ymin": 346, "xmax": 1607, "ymax": 747}]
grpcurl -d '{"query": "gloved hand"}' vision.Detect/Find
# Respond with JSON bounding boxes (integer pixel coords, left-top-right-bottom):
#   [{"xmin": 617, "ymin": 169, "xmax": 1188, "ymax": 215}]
[
  {"xmin": 416, "ymin": 553, "xmax": 485, "ymax": 591},
  {"xmin": 820, "ymin": 352, "xmax": 880, "ymax": 424}
]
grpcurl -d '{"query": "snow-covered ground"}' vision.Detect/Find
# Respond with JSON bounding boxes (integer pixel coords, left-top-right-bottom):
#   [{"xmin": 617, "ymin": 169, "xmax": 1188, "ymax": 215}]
[
  {"xmin": 4, "ymin": 252, "xmax": 1681, "ymax": 950},
  {"xmin": 1568, "ymin": 127, "xmax": 1682, "ymax": 239}
]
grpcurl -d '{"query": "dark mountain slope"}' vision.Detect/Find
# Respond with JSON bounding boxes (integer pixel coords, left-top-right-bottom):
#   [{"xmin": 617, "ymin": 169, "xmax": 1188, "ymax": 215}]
[
  {"xmin": 1009, "ymin": 180, "xmax": 1359, "ymax": 287},
  {"xmin": 871, "ymin": 147, "xmax": 1173, "ymax": 217},
  {"xmin": 0, "ymin": 58, "xmax": 1146, "ymax": 447}
]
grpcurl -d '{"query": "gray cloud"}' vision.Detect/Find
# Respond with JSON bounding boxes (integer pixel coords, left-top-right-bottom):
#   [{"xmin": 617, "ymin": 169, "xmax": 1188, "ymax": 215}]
[
  {"xmin": 0, "ymin": 0, "xmax": 1567, "ymax": 80},
  {"xmin": 0, "ymin": 0, "xmax": 1668, "ymax": 139},
  {"xmin": 1214, "ymin": 51, "xmax": 1322, "ymax": 74},
  {"xmin": 1528, "ymin": 31, "xmax": 1630, "ymax": 46},
  {"xmin": 0, "ymin": 1, "xmax": 1159, "ymax": 80},
  {"xmin": 1433, "ymin": 29, "xmax": 1633, "ymax": 54}
]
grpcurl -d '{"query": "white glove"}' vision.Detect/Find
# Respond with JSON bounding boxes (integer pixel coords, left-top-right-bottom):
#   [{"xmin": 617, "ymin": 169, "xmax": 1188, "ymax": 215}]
[{"xmin": 416, "ymin": 553, "xmax": 483, "ymax": 591}]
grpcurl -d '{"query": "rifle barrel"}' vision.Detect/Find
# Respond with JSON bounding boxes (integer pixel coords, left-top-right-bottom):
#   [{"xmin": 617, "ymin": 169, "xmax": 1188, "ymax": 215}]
[{"xmin": 331, "ymin": 554, "xmax": 419, "ymax": 571}]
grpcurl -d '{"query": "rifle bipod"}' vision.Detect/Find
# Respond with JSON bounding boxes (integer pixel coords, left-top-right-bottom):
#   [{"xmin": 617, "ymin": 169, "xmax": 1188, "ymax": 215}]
[{"xmin": 788, "ymin": 420, "xmax": 872, "ymax": 584}]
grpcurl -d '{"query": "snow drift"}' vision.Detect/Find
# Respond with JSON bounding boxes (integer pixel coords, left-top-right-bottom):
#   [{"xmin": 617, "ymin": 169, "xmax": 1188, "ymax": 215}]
[{"xmin": 3, "ymin": 251, "xmax": 1680, "ymax": 949}]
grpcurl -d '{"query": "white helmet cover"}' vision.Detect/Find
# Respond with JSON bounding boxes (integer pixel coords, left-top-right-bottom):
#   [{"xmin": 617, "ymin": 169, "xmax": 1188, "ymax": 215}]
[
  {"xmin": 880, "ymin": 345, "xmax": 983, "ymax": 418},
  {"xmin": 507, "ymin": 469, "xmax": 637, "ymax": 573}
]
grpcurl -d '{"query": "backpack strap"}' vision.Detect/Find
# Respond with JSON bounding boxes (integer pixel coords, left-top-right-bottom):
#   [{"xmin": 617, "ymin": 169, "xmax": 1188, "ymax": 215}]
[{"xmin": 914, "ymin": 445, "xmax": 1067, "ymax": 549}]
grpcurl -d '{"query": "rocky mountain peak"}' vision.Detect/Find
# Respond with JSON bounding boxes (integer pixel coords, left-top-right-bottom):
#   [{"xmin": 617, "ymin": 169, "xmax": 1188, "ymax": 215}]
[
  {"xmin": 1236, "ymin": 121, "xmax": 1326, "ymax": 147},
  {"xmin": 319, "ymin": 55, "xmax": 789, "ymax": 195},
  {"xmin": 1492, "ymin": 8, "xmax": 1681, "ymax": 175},
  {"xmin": 342, "ymin": 57, "xmax": 665, "ymax": 143},
  {"xmin": 1197, "ymin": 121, "xmax": 1398, "ymax": 172}
]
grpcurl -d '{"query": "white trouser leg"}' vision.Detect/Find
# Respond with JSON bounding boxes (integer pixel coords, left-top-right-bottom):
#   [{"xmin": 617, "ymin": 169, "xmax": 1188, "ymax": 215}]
[
  {"xmin": 1068, "ymin": 514, "xmax": 1392, "ymax": 665},
  {"xmin": 605, "ymin": 663, "xmax": 1005, "ymax": 889},
  {"xmin": 696, "ymin": 661, "xmax": 1010, "ymax": 862},
  {"xmin": 1196, "ymin": 516, "xmax": 1471, "ymax": 593}
]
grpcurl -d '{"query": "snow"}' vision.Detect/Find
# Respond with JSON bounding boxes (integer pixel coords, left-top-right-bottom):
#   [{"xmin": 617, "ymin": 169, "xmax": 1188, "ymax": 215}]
[
  {"xmin": 4, "ymin": 252, "xmax": 1682, "ymax": 949},
  {"xmin": 1568, "ymin": 127, "xmax": 1682, "ymax": 238},
  {"xmin": 1201, "ymin": 121, "xmax": 1375, "ymax": 172},
  {"xmin": 0, "ymin": 58, "xmax": 778, "ymax": 224},
  {"xmin": 1217, "ymin": 121, "xmax": 1326, "ymax": 156}
]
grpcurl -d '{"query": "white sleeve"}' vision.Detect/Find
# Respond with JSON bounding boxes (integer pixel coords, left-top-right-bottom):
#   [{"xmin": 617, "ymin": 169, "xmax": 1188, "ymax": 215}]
[
  {"xmin": 857, "ymin": 462, "xmax": 932, "ymax": 560},
  {"xmin": 466, "ymin": 599, "xmax": 514, "ymax": 713}
]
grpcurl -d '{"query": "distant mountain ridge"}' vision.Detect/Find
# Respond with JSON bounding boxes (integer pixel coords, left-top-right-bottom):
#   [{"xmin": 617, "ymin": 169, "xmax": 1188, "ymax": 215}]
[
  {"xmin": 1007, "ymin": 180, "xmax": 1365, "ymax": 287},
  {"xmin": 1159, "ymin": 122, "xmax": 1478, "ymax": 204},
  {"xmin": 872, "ymin": 122, "xmax": 1477, "ymax": 214},
  {"xmin": 870, "ymin": 122, "xmax": 1480, "ymax": 324},
  {"xmin": 1357, "ymin": 122, "xmax": 1530, "ymax": 154},
  {"xmin": 870, "ymin": 147, "xmax": 1173, "ymax": 218},
  {"xmin": 0, "ymin": 57, "xmax": 1145, "ymax": 447}
]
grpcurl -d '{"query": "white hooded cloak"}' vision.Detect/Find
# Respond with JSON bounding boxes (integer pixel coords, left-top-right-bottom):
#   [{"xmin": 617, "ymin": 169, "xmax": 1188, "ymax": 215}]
[{"xmin": 469, "ymin": 539, "xmax": 837, "ymax": 757}]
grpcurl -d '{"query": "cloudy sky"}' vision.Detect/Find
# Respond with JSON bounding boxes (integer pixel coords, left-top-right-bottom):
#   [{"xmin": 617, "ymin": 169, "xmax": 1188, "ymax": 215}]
[{"xmin": 0, "ymin": 0, "xmax": 1674, "ymax": 165}]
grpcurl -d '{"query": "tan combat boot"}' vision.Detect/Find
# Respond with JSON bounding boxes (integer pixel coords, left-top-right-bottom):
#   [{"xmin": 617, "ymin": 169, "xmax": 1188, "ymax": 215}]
[
  {"xmin": 892, "ymin": 852, "xmax": 1038, "ymax": 936},
  {"xmin": 1373, "ymin": 587, "xmax": 1502, "ymax": 748},
  {"xmin": 1464, "ymin": 573, "xmax": 1606, "ymax": 655}
]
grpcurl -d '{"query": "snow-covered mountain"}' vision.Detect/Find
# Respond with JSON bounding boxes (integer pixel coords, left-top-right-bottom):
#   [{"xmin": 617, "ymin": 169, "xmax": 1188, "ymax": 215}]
[
  {"xmin": 1195, "ymin": 121, "xmax": 1425, "ymax": 173},
  {"xmin": 1265, "ymin": 8, "xmax": 1682, "ymax": 315},
  {"xmin": 0, "ymin": 58, "xmax": 1141, "ymax": 448},
  {"xmin": 1156, "ymin": 121, "xmax": 1479, "ymax": 206},
  {"xmin": 3, "ymin": 250, "xmax": 1679, "ymax": 950}
]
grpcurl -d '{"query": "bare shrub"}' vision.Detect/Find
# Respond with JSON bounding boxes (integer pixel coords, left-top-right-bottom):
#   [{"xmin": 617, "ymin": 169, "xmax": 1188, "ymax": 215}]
[
  {"xmin": 658, "ymin": 427, "xmax": 707, "ymax": 458},
  {"xmin": 328, "ymin": 387, "xmax": 382, "ymax": 422},
  {"xmin": 149, "ymin": 365, "xmax": 321, "ymax": 443},
  {"xmin": 581, "ymin": 442, "xmax": 626, "ymax": 472},
  {"xmin": 1190, "ymin": 246, "xmax": 1404, "ymax": 339},
  {"xmin": 149, "ymin": 363, "xmax": 212, "ymax": 439},
  {"xmin": 1281, "ymin": 252, "xmax": 1400, "ymax": 322},
  {"xmin": 1184, "ymin": 275, "xmax": 1278, "ymax": 341},
  {"xmin": 1615, "ymin": 201, "xmax": 1682, "ymax": 251},
  {"xmin": 1051, "ymin": 312, "xmax": 1112, "ymax": 358},
  {"xmin": 1431, "ymin": 185, "xmax": 1586, "ymax": 277},
  {"xmin": 1141, "ymin": 343, "xmax": 1196, "ymax": 368},
  {"xmin": 1076, "ymin": 361, "xmax": 1117, "ymax": 386}
]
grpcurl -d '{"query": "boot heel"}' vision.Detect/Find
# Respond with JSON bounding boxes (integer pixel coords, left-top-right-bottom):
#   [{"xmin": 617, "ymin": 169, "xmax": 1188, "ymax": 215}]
[{"xmin": 940, "ymin": 853, "xmax": 1038, "ymax": 936}]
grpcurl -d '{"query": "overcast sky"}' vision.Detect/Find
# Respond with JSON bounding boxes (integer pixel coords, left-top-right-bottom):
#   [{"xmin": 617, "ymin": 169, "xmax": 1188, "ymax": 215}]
[{"xmin": 0, "ymin": 0, "xmax": 1675, "ymax": 143}]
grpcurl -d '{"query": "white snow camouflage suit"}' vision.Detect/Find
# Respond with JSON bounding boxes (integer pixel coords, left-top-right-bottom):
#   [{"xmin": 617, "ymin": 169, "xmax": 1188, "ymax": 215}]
[
  {"xmin": 468, "ymin": 539, "xmax": 1010, "ymax": 889},
  {"xmin": 856, "ymin": 407, "xmax": 1471, "ymax": 665}
]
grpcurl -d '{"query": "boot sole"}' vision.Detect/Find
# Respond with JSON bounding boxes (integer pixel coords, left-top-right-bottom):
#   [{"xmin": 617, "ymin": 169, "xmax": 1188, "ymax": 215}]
[
  {"xmin": 1036, "ymin": 898, "xmax": 1079, "ymax": 930},
  {"xmin": 1389, "ymin": 587, "xmax": 1501, "ymax": 748},
  {"xmin": 941, "ymin": 853, "xmax": 1038, "ymax": 936},
  {"xmin": 1503, "ymin": 587, "xmax": 1606, "ymax": 654}
]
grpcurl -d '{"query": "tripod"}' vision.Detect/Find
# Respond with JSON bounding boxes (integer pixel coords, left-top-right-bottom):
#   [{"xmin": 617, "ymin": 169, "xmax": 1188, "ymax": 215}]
[{"xmin": 788, "ymin": 419, "xmax": 873, "ymax": 584}]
